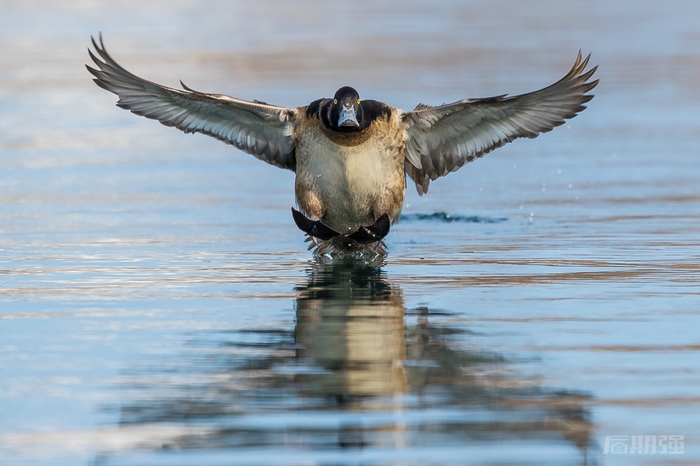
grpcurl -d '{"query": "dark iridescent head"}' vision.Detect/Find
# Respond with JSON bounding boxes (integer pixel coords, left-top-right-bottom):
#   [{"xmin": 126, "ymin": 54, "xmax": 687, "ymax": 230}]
[{"xmin": 328, "ymin": 86, "xmax": 363, "ymax": 131}]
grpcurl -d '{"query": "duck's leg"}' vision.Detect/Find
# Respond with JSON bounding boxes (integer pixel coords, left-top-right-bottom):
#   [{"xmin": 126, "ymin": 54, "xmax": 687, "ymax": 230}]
[
  {"xmin": 291, "ymin": 208, "xmax": 341, "ymax": 241},
  {"xmin": 347, "ymin": 213, "xmax": 391, "ymax": 244}
]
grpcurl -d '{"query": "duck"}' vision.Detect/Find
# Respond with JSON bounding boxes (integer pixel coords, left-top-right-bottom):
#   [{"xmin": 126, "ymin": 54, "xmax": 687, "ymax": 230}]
[{"xmin": 87, "ymin": 34, "xmax": 598, "ymax": 255}]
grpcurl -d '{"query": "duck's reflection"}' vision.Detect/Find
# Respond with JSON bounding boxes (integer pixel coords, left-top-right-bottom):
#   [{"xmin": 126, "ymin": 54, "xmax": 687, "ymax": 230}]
[
  {"xmin": 115, "ymin": 260, "xmax": 595, "ymax": 463},
  {"xmin": 294, "ymin": 260, "xmax": 407, "ymax": 398}
]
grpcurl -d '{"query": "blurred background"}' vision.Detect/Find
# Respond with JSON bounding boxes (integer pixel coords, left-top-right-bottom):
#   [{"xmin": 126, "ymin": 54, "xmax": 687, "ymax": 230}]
[{"xmin": 1, "ymin": 1, "xmax": 699, "ymax": 465}]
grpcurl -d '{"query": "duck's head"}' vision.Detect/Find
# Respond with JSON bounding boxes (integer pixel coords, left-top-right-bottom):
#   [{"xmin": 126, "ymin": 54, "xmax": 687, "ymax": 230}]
[{"xmin": 328, "ymin": 86, "xmax": 363, "ymax": 132}]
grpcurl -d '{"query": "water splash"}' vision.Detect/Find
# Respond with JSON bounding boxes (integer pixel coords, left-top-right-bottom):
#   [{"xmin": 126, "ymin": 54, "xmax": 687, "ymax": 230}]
[{"xmin": 400, "ymin": 212, "xmax": 507, "ymax": 224}]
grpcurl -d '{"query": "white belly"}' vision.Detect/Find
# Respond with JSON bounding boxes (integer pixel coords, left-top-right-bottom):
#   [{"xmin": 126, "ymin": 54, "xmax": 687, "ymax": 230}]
[{"xmin": 294, "ymin": 123, "xmax": 405, "ymax": 233}]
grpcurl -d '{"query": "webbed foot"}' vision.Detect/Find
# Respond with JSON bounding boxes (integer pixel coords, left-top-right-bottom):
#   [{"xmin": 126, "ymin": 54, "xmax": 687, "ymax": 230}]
[
  {"xmin": 347, "ymin": 213, "xmax": 391, "ymax": 244},
  {"xmin": 291, "ymin": 208, "xmax": 341, "ymax": 241},
  {"xmin": 291, "ymin": 208, "xmax": 391, "ymax": 244}
]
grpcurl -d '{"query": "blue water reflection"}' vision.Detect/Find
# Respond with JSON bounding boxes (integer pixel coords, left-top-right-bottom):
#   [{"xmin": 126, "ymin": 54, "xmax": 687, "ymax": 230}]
[{"xmin": 105, "ymin": 261, "xmax": 593, "ymax": 465}]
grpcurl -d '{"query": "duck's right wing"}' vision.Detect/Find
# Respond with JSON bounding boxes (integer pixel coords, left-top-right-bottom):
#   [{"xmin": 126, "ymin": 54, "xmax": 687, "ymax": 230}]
[
  {"xmin": 402, "ymin": 52, "xmax": 598, "ymax": 194},
  {"xmin": 87, "ymin": 34, "xmax": 297, "ymax": 171}
]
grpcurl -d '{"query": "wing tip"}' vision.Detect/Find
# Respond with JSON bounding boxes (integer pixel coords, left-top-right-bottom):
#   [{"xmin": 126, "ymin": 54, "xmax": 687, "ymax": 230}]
[
  {"xmin": 89, "ymin": 32, "xmax": 108, "ymax": 60},
  {"xmin": 180, "ymin": 80, "xmax": 197, "ymax": 93}
]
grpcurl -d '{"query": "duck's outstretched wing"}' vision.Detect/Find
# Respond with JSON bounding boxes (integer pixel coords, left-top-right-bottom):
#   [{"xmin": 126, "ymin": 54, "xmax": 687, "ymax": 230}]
[
  {"xmin": 402, "ymin": 52, "xmax": 598, "ymax": 194},
  {"xmin": 87, "ymin": 34, "xmax": 297, "ymax": 171}
]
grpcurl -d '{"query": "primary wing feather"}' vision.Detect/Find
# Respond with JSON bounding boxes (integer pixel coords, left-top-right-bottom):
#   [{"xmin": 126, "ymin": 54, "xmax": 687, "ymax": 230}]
[
  {"xmin": 86, "ymin": 34, "xmax": 297, "ymax": 170},
  {"xmin": 403, "ymin": 52, "xmax": 598, "ymax": 194}
]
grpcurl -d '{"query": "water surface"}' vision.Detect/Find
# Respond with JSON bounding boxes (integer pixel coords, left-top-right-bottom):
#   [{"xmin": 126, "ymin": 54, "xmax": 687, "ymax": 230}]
[{"xmin": 1, "ymin": 1, "xmax": 700, "ymax": 465}]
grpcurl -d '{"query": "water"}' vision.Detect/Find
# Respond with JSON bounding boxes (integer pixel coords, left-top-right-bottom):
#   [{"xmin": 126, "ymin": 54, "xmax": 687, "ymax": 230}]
[{"xmin": 1, "ymin": 1, "xmax": 700, "ymax": 465}]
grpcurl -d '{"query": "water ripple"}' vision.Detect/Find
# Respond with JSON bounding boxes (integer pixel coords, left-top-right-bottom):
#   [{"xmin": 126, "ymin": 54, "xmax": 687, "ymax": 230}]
[{"xmin": 400, "ymin": 212, "xmax": 508, "ymax": 224}]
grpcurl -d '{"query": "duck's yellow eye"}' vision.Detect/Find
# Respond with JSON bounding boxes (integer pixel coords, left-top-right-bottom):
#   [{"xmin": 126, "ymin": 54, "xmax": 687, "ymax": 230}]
[
  {"xmin": 333, "ymin": 99, "xmax": 338, "ymax": 105},
  {"xmin": 357, "ymin": 99, "xmax": 361, "ymax": 105}
]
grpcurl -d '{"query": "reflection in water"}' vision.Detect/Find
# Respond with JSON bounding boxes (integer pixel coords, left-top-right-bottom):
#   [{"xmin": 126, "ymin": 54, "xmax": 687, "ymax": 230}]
[
  {"xmin": 114, "ymin": 260, "xmax": 596, "ymax": 464},
  {"xmin": 295, "ymin": 260, "xmax": 407, "ymax": 399}
]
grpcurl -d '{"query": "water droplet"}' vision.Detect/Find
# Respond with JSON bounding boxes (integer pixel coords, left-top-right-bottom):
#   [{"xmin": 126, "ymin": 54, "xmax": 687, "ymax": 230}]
[
  {"xmin": 529, "ymin": 212, "xmax": 535, "ymax": 217},
  {"xmin": 557, "ymin": 169, "xmax": 562, "ymax": 174},
  {"xmin": 316, "ymin": 173, "xmax": 321, "ymax": 178},
  {"xmin": 519, "ymin": 205, "xmax": 523, "ymax": 210},
  {"xmin": 568, "ymin": 184, "xmax": 573, "ymax": 188}
]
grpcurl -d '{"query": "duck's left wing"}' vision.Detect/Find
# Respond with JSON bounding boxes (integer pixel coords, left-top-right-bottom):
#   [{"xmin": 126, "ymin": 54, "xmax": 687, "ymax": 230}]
[
  {"xmin": 87, "ymin": 34, "xmax": 297, "ymax": 170},
  {"xmin": 402, "ymin": 52, "xmax": 598, "ymax": 194}
]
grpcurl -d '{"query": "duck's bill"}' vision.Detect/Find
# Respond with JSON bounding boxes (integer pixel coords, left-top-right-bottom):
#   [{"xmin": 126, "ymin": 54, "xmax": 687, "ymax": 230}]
[{"xmin": 338, "ymin": 106, "xmax": 359, "ymax": 127}]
